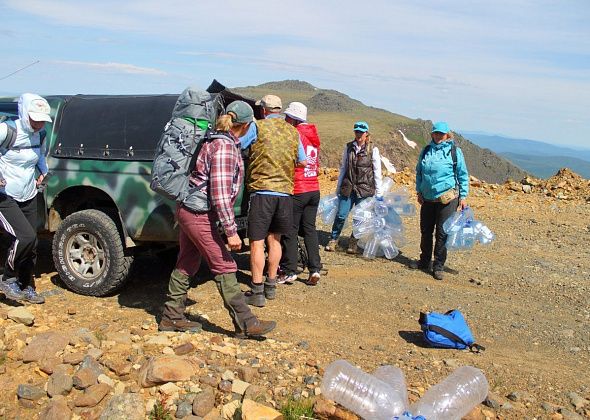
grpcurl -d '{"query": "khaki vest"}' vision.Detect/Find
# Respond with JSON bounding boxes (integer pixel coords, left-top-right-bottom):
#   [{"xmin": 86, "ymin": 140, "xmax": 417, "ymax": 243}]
[{"xmin": 247, "ymin": 118, "xmax": 299, "ymax": 194}]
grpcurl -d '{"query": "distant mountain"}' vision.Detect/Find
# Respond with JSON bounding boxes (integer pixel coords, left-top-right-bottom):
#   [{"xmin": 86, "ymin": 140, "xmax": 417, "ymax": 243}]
[
  {"xmin": 234, "ymin": 81, "xmax": 527, "ymax": 184},
  {"xmin": 462, "ymin": 132, "xmax": 590, "ymax": 165},
  {"xmin": 500, "ymin": 153, "xmax": 590, "ymax": 179}
]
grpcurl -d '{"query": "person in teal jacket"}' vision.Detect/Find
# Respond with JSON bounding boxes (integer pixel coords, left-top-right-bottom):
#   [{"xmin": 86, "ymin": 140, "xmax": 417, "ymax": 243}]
[{"xmin": 412, "ymin": 121, "xmax": 469, "ymax": 280}]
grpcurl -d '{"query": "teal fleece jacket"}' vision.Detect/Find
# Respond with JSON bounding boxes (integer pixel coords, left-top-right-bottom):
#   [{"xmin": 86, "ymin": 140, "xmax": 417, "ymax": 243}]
[{"xmin": 416, "ymin": 140, "xmax": 469, "ymax": 201}]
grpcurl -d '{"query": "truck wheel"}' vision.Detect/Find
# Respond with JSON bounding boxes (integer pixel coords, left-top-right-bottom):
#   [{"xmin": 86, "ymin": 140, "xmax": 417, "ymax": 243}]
[{"xmin": 52, "ymin": 209, "xmax": 132, "ymax": 296}]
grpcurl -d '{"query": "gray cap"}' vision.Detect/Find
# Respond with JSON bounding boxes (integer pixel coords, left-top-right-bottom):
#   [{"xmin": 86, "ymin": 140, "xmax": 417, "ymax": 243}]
[{"xmin": 226, "ymin": 101, "xmax": 254, "ymax": 124}]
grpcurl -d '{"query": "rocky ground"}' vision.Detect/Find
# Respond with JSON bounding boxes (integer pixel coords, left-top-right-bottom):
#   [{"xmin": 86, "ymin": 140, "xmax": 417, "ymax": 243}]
[{"xmin": 0, "ymin": 169, "xmax": 589, "ymax": 420}]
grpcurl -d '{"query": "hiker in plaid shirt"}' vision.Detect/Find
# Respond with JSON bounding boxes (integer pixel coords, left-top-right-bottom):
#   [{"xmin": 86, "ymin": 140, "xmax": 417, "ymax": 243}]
[{"xmin": 160, "ymin": 101, "xmax": 276, "ymax": 338}]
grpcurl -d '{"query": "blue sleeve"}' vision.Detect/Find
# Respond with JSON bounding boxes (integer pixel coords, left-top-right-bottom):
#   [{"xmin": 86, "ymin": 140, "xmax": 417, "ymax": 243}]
[
  {"xmin": 297, "ymin": 138, "xmax": 306, "ymax": 163},
  {"xmin": 36, "ymin": 141, "xmax": 49, "ymax": 175},
  {"xmin": 240, "ymin": 123, "xmax": 257, "ymax": 150},
  {"xmin": 456, "ymin": 148, "xmax": 469, "ymax": 199},
  {"xmin": 415, "ymin": 149, "xmax": 423, "ymax": 194}
]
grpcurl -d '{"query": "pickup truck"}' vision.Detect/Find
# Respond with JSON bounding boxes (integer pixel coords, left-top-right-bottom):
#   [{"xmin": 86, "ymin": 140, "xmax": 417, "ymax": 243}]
[{"xmin": 0, "ymin": 81, "xmax": 254, "ymax": 296}]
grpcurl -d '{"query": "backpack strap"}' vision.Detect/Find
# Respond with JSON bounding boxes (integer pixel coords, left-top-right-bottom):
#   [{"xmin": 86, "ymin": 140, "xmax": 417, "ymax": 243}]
[
  {"xmin": 1, "ymin": 123, "xmax": 17, "ymax": 151},
  {"xmin": 450, "ymin": 142, "xmax": 459, "ymax": 193}
]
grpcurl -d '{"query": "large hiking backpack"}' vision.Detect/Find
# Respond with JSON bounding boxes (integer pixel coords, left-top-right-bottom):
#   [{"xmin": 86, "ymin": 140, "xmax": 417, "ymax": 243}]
[
  {"xmin": 419, "ymin": 309, "xmax": 485, "ymax": 352},
  {"xmin": 150, "ymin": 87, "xmax": 223, "ymax": 212}
]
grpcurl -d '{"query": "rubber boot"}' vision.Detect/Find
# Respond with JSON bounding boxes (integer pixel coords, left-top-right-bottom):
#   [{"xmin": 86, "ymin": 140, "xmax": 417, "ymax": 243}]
[
  {"xmin": 214, "ymin": 273, "xmax": 258, "ymax": 333},
  {"xmin": 264, "ymin": 277, "xmax": 277, "ymax": 300},
  {"xmin": 159, "ymin": 269, "xmax": 201, "ymax": 333},
  {"xmin": 245, "ymin": 282, "xmax": 265, "ymax": 307}
]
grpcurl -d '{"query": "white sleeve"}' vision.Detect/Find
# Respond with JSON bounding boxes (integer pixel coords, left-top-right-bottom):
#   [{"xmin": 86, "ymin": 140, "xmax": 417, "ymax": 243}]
[
  {"xmin": 336, "ymin": 147, "xmax": 348, "ymax": 193},
  {"xmin": 0, "ymin": 123, "xmax": 7, "ymax": 144},
  {"xmin": 372, "ymin": 146, "xmax": 383, "ymax": 197}
]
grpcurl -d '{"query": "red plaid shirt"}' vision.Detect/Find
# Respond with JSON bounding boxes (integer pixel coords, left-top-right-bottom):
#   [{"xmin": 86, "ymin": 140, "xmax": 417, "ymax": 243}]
[{"xmin": 189, "ymin": 133, "xmax": 244, "ymax": 237}]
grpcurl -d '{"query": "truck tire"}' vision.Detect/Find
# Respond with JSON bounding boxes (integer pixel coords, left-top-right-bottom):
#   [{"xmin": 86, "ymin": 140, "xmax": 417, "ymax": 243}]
[{"xmin": 52, "ymin": 209, "xmax": 132, "ymax": 296}]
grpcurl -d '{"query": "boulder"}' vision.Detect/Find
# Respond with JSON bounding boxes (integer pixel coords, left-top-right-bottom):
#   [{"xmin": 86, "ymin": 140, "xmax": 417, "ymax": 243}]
[
  {"xmin": 192, "ymin": 387, "xmax": 215, "ymax": 417},
  {"xmin": 47, "ymin": 372, "xmax": 73, "ymax": 397},
  {"xmin": 139, "ymin": 355, "xmax": 199, "ymax": 387},
  {"xmin": 241, "ymin": 399, "xmax": 283, "ymax": 420},
  {"xmin": 99, "ymin": 393, "xmax": 145, "ymax": 420},
  {"xmin": 38, "ymin": 395, "xmax": 72, "ymax": 420},
  {"xmin": 7, "ymin": 307, "xmax": 34, "ymax": 326},
  {"xmin": 23, "ymin": 332, "xmax": 70, "ymax": 363},
  {"xmin": 74, "ymin": 383, "xmax": 111, "ymax": 407}
]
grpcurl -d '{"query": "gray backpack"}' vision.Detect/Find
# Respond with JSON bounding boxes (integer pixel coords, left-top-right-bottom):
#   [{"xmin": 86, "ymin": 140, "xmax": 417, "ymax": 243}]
[{"xmin": 150, "ymin": 87, "xmax": 223, "ymax": 212}]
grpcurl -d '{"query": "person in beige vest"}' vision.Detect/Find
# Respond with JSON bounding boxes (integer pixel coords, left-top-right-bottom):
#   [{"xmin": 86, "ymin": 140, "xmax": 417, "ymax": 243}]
[{"xmin": 240, "ymin": 95, "xmax": 307, "ymax": 307}]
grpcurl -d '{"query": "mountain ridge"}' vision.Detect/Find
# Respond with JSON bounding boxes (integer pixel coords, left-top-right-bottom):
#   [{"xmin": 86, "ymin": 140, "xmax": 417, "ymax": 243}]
[{"xmin": 233, "ymin": 80, "xmax": 529, "ymax": 184}]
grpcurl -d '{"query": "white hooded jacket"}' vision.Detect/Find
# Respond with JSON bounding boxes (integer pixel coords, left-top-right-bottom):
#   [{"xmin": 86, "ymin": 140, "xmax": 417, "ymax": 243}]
[{"xmin": 0, "ymin": 93, "xmax": 49, "ymax": 202}]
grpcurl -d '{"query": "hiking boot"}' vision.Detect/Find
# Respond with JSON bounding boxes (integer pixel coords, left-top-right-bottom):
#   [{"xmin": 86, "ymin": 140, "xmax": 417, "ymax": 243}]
[
  {"xmin": 264, "ymin": 279, "xmax": 277, "ymax": 300},
  {"xmin": 245, "ymin": 282, "xmax": 265, "ymax": 307},
  {"xmin": 244, "ymin": 319, "xmax": 276, "ymax": 337},
  {"xmin": 409, "ymin": 260, "xmax": 431, "ymax": 271},
  {"xmin": 306, "ymin": 271, "xmax": 320, "ymax": 286},
  {"xmin": 0, "ymin": 281, "xmax": 24, "ymax": 301},
  {"xmin": 22, "ymin": 286, "xmax": 45, "ymax": 304},
  {"xmin": 324, "ymin": 239, "xmax": 338, "ymax": 252},
  {"xmin": 277, "ymin": 273, "xmax": 297, "ymax": 285},
  {"xmin": 158, "ymin": 317, "xmax": 202, "ymax": 333},
  {"xmin": 433, "ymin": 270, "xmax": 444, "ymax": 281},
  {"xmin": 346, "ymin": 236, "xmax": 359, "ymax": 254}
]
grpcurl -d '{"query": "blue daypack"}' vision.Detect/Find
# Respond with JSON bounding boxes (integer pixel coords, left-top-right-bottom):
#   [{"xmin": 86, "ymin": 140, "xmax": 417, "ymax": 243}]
[{"xmin": 419, "ymin": 310, "xmax": 485, "ymax": 352}]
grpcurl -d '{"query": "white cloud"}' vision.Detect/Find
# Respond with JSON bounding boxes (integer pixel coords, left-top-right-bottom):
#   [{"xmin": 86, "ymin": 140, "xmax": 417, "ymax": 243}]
[{"xmin": 53, "ymin": 60, "xmax": 167, "ymax": 76}]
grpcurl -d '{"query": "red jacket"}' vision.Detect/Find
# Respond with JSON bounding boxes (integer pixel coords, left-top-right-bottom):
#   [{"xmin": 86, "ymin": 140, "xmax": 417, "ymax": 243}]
[{"xmin": 294, "ymin": 123, "xmax": 320, "ymax": 194}]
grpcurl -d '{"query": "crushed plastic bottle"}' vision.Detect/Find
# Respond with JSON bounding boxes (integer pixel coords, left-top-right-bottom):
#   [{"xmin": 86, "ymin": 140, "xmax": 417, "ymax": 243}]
[
  {"xmin": 409, "ymin": 366, "xmax": 489, "ymax": 420},
  {"xmin": 321, "ymin": 360, "xmax": 407, "ymax": 419}
]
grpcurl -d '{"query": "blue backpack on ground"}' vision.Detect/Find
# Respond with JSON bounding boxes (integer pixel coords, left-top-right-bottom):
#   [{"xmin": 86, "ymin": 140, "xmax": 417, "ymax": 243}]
[{"xmin": 419, "ymin": 310, "xmax": 485, "ymax": 352}]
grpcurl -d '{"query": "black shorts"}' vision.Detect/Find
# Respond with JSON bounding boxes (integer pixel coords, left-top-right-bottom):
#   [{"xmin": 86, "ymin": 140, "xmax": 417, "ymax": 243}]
[{"xmin": 247, "ymin": 194, "xmax": 293, "ymax": 241}]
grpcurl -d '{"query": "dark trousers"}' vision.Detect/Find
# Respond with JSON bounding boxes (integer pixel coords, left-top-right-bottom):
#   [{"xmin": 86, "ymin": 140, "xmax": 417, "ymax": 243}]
[
  {"xmin": 419, "ymin": 197, "xmax": 459, "ymax": 271},
  {"xmin": 0, "ymin": 194, "xmax": 38, "ymax": 288},
  {"xmin": 281, "ymin": 191, "xmax": 322, "ymax": 274}
]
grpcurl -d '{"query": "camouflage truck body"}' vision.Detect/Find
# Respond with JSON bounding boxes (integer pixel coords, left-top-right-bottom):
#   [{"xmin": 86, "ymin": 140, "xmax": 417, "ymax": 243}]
[{"xmin": 0, "ymin": 81, "xmax": 254, "ymax": 296}]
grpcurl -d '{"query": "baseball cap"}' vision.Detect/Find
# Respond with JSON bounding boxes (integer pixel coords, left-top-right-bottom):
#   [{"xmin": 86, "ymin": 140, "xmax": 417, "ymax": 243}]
[
  {"xmin": 284, "ymin": 102, "xmax": 307, "ymax": 122},
  {"xmin": 431, "ymin": 121, "xmax": 450, "ymax": 134},
  {"xmin": 226, "ymin": 101, "xmax": 254, "ymax": 124},
  {"xmin": 353, "ymin": 121, "xmax": 369, "ymax": 133},
  {"xmin": 28, "ymin": 97, "xmax": 52, "ymax": 122},
  {"xmin": 256, "ymin": 94, "xmax": 282, "ymax": 110}
]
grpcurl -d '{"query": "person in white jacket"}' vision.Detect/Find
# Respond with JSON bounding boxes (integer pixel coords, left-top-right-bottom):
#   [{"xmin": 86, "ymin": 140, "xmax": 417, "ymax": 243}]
[
  {"xmin": 0, "ymin": 93, "xmax": 51, "ymax": 304},
  {"xmin": 325, "ymin": 121, "xmax": 383, "ymax": 254}
]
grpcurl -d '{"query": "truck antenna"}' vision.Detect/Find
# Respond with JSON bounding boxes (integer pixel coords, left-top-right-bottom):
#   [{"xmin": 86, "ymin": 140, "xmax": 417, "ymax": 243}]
[{"xmin": 0, "ymin": 60, "xmax": 40, "ymax": 81}]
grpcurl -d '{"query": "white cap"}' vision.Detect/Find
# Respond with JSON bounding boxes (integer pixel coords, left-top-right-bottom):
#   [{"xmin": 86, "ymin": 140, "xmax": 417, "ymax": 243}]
[
  {"xmin": 28, "ymin": 97, "xmax": 52, "ymax": 122},
  {"xmin": 284, "ymin": 102, "xmax": 307, "ymax": 122}
]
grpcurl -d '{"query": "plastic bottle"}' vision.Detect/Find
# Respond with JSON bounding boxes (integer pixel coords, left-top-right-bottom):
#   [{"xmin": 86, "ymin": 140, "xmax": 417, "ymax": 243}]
[
  {"xmin": 362, "ymin": 235, "xmax": 380, "ymax": 259},
  {"xmin": 474, "ymin": 222, "xmax": 495, "ymax": 245},
  {"xmin": 379, "ymin": 235, "xmax": 399, "ymax": 260},
  {"xmin": 409, "ymin": 366, "xmax": 489, "ymax": 420},
  {"xmin": 321, "ymin": 360, "xmax": 407, "ymax": 419},
  {"xmin": 353, "ymin": 217, "xmax": 385, "ymax": 239},
  {"xmin": 372, "ymin": 365, "xmax": 409, "ymax": 411},
  {"xmin": 381, "ymin": 176, "xmax": 394, "ymax": 193},
  {"xmin": 375, "ymin": 200, "xmax": 389, "ymax": 217}
]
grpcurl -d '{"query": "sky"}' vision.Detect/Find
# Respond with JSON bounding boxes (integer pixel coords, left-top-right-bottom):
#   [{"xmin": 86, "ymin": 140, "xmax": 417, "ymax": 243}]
[{"xmin": 1, "ymin": 0, "xmax": 589, "ymax": 148}]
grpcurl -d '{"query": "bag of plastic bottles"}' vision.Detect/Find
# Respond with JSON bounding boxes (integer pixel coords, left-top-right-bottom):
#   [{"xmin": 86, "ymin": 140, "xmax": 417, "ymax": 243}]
[
  {"xmin": 444, "ymin": 207, "xmax": 495, "ymax": 250},
  {"xmin": 318, "ymin": 193, "xmax": 339, "ymax": 225}
]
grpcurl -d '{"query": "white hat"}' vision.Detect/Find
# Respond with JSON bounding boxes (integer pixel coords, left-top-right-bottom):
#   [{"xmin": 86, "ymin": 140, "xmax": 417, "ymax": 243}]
[
  {"xmin": 28, "ymin": 97, "xmax": 52, "ymax": 122},
  {"xmin": 284, "ymin": 102, "xmax": 307, "ymax": 122}
]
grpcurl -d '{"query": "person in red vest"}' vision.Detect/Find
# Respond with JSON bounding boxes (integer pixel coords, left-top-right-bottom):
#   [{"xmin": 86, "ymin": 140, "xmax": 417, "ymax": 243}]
[{"xmin": 278, "ymin": 102, "xmax": 322, "ymax": 286}]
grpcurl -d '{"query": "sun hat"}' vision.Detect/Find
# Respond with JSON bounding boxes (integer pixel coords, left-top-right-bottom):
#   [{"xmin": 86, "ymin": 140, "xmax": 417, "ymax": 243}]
[
  {"xmin": 431, "ymin": 121, "xmax": 450, "ymax": 134},
  {"xmin": 28, "ymin": 97, "xmax": 52, "ymax": 122},
  {"xmin": 284, "ymin": 102, "xmax": 307, "ymax": 122},
  {"xmin": 226, "ymin": 101, "xmax": 254, "ymax": 124},
  {"xmin": 255, "ymin": 94, "xmax": 282, "ymax": 110},
  {"xmin": 353, "ymin": 121, "xmax": 369, "ymax": 133}
]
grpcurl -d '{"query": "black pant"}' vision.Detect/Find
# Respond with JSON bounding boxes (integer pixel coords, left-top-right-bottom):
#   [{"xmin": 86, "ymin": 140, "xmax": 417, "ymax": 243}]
[
  {"xmin": 281, "ymin": 191, "xmax": 322, "ymax": 274},
  {"xmin": 419, "ymin": 197, "xmax": 459, "ymax": 271},
  {"xmin": 0, "ymin": 194, "xmax": 38, "ymax": 288}
]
